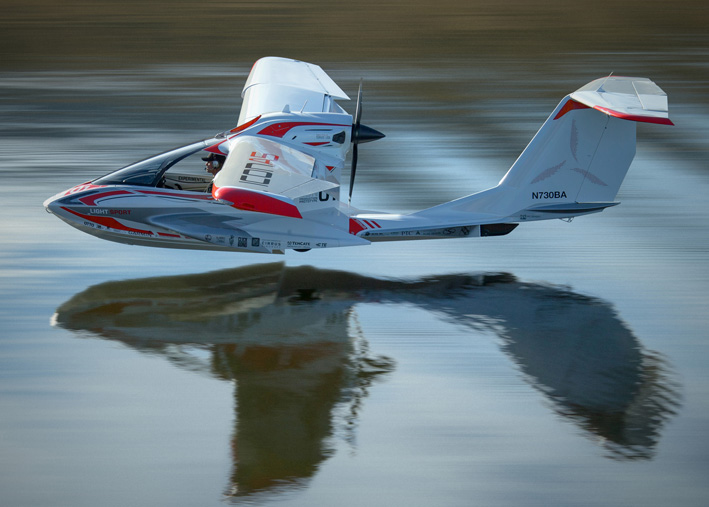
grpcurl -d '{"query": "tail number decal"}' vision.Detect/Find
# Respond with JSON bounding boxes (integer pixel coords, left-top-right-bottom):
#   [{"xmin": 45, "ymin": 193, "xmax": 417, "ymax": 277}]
[{"xmin": 532, "ymin": 191, "xmax": 567, "ymax": 199}]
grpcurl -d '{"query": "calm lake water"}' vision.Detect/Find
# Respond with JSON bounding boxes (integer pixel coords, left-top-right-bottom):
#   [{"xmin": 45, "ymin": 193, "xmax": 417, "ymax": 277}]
[{"xmin": 1, "ymin": 48, "xmax": 708, "ymax": 506}]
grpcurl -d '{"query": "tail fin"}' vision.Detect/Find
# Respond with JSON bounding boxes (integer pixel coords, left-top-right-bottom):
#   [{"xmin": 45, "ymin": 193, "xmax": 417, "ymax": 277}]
[{"xmin": 418, "ymin": 77, "xmax": 672, "ymax": 222}]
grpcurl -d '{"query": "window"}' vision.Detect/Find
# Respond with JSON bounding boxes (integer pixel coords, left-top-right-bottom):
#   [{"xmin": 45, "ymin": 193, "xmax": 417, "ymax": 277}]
[{"xmin": 93, "ymin": 141, "xmax": 209, "ymax": 187}]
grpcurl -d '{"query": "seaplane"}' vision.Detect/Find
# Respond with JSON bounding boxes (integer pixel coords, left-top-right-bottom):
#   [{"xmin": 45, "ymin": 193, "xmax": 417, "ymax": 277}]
[{"xmin": 44, "ymin": 57, "xmax": 672, "ymax": 254}]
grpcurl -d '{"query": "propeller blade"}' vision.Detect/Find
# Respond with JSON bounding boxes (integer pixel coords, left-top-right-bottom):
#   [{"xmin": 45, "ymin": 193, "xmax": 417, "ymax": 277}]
[
  {"xmin": 355, "ymin": 80, "xmax": 363, "ymax": 125},
  {"xmin": 349, "ymin": 143, "xmax": 358, "ymax": 204},
  {"xmin": 348, "ymin": 80, "xmax": 384, "ymax": 204},
  {"xmin": 351, "ymin": 81, "xmax": 363, "ymax": 145}
]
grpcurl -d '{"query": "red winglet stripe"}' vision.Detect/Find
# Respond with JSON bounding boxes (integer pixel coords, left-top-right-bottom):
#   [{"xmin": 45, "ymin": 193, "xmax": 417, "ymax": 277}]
[
  {"xmin": 78, "ymin": 190, "xmax": 133, "ymax": 206},
  {"xmin": 61, "ymin": 207, "xmax": 154, "ymax": 235},
  {"xmin": 554, "ymin": 99, "xmax": 591, "ymax": 120},
  {"xmin": 304, "ymin": 142, "xmax": 330, "ymax": 146},
  {"xmin": 213, "ymin": 186, "xmax": 302, "ymax": 219},
  {"xmin": 592, "ymin": 106, "xmax": 674, "ymax": 125}
]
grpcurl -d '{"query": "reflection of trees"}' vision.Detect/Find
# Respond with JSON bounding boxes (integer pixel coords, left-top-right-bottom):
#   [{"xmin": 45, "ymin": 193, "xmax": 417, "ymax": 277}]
[{"xmin": 54, "ymin": 263, "xmax": 681, "ymax": 498}]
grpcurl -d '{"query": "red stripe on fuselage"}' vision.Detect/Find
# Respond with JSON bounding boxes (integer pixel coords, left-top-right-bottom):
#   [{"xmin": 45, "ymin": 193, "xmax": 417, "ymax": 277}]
[
  {"xmin": 61, "ymin": 207, "xmax": 154, "ymax": 235},
  {"xmin": 78, "ymin": 190, "xmax": 133, "ymax": 206},
  {"xmin": 258, "ymin": 122, "xmax": 348, "ymax": 138},
  {"xmin": 349, "ymin": 219, "xmax": 366, "ymax": 235}
]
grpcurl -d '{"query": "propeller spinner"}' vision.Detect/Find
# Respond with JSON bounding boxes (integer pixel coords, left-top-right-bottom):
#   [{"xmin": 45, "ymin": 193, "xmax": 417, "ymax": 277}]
[{"xmin": 349, "ymin": 81, "xmax": 385, "ymax": 204}]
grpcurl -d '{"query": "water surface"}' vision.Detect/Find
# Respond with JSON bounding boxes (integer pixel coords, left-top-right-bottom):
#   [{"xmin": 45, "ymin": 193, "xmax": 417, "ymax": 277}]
[{"xmin": 1, "ymin": 26, "xmax": 709, "ymax": 507}]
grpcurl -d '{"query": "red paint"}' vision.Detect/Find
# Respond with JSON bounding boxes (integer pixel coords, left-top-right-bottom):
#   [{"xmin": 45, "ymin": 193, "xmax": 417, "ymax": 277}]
[
  {"xmin": 553, "ymin": 99, "xmax": 591, "ymax": 120},
  {"xmin": 62, "ymin": 183, "xmax": 105, "ymax": 197},
  {"xmin": 78, "ymin": 190, "xmax": 133, "ymax": 206},
  {"xmin": 157, "ymin": 232, "xmax": 181, "ymax": 238},
  {"xmin": 592, "ymin": 106, "xmax": 675, "ymax": 125},
  {"xmin": 204, "ymin": 140, "xmax": 227, "ymax": 155},
  {"xmin": 349, "ymin": 219, "xmax": 366, "ymax": 235},
  {"xmin": 326, "ymin": 166, "xmax": 335, "ymax": 172},
  {"xmin": 213, "ymin": 186, "xmax": 302, "ymax": 219},
  {"xmin": 554, "ymin": 98, "xmax": 673, "ymax": 125},
  {"xmin": 258, "ymin": 122, "xmax": 348, "ymax": 138},
  {"xmin": 62, "ymin": 207, "xmax": 154, "ymax": 235},
  {"xmin": 304, "ymin": 142, "xmax": 330, "ymax": 146},
  {"xmin": 230, "ymin": 115, "xmax": 262, "ymax": 133}
]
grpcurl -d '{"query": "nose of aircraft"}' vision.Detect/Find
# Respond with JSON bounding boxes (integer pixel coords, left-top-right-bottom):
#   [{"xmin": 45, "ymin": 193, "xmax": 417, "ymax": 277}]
[{"xmin": 43, "ymin": 192, "xmax": 63, "ymax": 215}]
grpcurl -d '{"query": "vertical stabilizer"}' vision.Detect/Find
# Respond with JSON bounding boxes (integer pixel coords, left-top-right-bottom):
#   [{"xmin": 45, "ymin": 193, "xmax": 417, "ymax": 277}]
[{"xmin": 417, "ymin": 76, "xmax": 671, "ymax": 223}]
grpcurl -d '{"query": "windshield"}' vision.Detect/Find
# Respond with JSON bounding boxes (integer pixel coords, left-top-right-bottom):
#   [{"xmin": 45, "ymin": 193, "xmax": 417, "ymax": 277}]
[{"xmin": 93, "ymin": 141, "xmax": 209, "ymax": 187}]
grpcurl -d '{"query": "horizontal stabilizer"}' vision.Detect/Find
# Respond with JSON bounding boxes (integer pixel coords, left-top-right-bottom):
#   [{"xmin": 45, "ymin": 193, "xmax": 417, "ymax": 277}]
[{"xmin": 568, "ymin": 76, "xmax": 673, "ymax": 125}]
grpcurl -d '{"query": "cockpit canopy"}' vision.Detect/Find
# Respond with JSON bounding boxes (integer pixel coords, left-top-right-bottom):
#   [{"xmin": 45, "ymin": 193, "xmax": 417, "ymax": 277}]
[{"xmin": 93, "ymin": 141, "xmax": 213, "ymax": 189}]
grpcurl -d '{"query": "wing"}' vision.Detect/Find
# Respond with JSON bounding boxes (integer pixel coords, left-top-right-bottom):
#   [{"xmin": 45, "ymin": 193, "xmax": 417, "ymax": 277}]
[
  {"xmin": 214, "ymin": 135, "xmax": 339, "ymax": 199},
  {"xmin": 238, "ymin": 57, "xmax": 350, "ymax": 124}
]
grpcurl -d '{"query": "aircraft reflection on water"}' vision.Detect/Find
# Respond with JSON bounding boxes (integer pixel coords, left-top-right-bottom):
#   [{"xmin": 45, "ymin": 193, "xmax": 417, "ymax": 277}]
[{"xmin": 53, "ymin": 263, "xmax": 681, "ymax": 500}]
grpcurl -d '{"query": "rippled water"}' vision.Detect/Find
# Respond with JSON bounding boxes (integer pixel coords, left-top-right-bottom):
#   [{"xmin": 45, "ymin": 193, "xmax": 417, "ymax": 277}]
[{"xmin": 1, "ymin": 44, "xmax": 709, "ymax": 507}]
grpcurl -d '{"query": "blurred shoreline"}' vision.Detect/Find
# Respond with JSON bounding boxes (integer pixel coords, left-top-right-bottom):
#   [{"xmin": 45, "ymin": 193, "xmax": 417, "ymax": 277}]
[{"xmin": 2, "ymin": 0, "xmax": 707, "ymax": 70}]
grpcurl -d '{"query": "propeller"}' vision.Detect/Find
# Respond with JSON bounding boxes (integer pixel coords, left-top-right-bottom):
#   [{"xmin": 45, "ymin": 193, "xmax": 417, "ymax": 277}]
[{"xmin": 348, "ymin": 81, "xmax": 385, "ymax": 204}]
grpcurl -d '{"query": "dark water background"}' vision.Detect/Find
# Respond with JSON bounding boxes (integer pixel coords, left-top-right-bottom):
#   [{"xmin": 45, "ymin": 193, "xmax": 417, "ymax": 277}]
[{"xmin": 1, "ymin": 2, "xmax": 708, "ymax": 506}]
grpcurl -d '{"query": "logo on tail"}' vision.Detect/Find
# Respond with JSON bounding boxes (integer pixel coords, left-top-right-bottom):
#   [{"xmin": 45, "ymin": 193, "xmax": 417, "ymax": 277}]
[{"xmin": 531, "ymin": 118, "xmax": 608, "ymax": 187}]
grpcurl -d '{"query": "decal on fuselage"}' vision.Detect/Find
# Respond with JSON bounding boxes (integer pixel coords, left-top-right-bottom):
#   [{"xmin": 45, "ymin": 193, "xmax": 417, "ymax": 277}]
[{"xmin": 531, "ymin": 191, "xmax": 568, "ymax": 199}]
